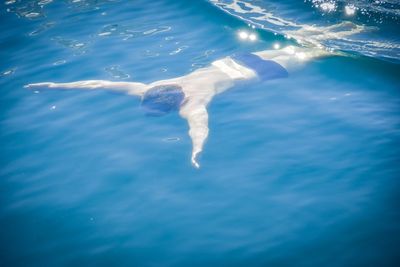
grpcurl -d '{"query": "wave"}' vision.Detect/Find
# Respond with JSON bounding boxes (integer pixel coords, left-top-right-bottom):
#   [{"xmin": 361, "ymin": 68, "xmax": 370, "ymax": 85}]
[{"xmin": 209, "ymin": 0, "xmax": 400, "ymax": 63}]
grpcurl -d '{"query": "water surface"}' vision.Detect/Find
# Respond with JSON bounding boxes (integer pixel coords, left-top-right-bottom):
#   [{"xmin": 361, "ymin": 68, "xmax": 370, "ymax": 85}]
[{"xmin": 1, "ymin": 0, "xmax": 400, "ymax": 266}]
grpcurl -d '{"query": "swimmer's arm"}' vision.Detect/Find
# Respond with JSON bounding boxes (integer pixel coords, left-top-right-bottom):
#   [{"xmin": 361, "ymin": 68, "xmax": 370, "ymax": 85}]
[
  {"xmin": 24, "ymin": 80, "xmax": 147, "ymax": 96},
  {"xmin": 179, "ymin": 102, "xmax": 209, "ymax": 168},
  {"xmin": 253, "ymin": 46, "xmax": 333, "ymax": 69}
]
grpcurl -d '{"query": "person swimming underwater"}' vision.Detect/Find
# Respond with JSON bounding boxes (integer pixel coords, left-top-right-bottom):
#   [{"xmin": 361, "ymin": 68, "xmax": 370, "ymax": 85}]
[{"xmin": 25, "ymin": 45, "xmax": 332, "ymax": 168}]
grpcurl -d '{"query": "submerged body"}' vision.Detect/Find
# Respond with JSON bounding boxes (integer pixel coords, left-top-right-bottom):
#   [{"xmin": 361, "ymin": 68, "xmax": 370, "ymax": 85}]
[{"xmin": 26, "ymin": 46, "xmax": 331, "ymax": 168}]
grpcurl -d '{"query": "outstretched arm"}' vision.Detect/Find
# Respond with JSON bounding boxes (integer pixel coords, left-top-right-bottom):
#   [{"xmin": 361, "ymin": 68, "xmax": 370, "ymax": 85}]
[
  {"xmin": 25, "ymin": 80, "xmax": 148, "ymax": 96},
  {"xmin": 254, "ymin": 45, "xmax": 334, "ymax": 70},
  {"xmin": 179, "ymin": 102, "xmax": 209, "ymax": 169}
]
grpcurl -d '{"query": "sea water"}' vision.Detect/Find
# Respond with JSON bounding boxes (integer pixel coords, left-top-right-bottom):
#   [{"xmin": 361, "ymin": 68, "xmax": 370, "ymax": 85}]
[{"xmin": 1, "ymin": 0, "xmax": 399, "ymax": 266}]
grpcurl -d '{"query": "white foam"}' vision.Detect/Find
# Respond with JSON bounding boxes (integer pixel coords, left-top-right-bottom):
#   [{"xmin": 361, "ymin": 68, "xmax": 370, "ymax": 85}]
[
  {"xmin": 345, "ymin": 5, "xmax": 356, "ymax": 16},
  {"xmin": 210, "ymin": 0, "xmax": 400, "ymax": 61}
]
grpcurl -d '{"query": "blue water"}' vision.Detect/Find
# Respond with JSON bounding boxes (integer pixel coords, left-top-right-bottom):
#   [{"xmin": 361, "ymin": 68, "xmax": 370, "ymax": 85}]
[{"xmin": 1, "ymin": 0, "xmax": 400, "ymax": 266}]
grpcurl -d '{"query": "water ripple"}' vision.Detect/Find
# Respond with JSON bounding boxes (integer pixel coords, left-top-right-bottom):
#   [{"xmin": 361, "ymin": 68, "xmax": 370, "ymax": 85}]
[
  {"xmin": 98, "ymin": 24, "xmax": 171, "ymax": 41},
  {"xmin": 104, "ymin": 65, "xmax": 130, "ymax": 79}
]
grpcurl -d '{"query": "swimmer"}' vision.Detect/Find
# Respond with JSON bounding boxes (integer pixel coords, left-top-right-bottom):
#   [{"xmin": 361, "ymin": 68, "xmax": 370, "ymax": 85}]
[{"xmin": 25, "ymin": 45, "xmax": 333, "ymax": 168}]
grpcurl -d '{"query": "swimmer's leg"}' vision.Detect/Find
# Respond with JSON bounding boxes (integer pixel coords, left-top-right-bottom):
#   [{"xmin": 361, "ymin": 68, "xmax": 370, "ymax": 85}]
[
  {"xmin": 179, "ymin": 102, "xmax": 209, "ymax": 169},
  {"xmin": 25, "ymin": 80, "xmax": 147, "ymax": 96}
]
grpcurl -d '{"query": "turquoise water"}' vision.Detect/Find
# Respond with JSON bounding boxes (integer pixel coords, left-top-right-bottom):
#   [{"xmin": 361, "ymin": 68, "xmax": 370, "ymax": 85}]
[{"xmin": 1, "ymin": 0, "xmax": 400, "ymax": 266}]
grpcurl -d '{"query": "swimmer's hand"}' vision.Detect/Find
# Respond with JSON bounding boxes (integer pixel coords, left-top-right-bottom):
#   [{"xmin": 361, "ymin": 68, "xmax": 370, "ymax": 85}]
[
  {"xmin": 24, "ymin": 80, "xmax": 148, "ymax": 96},
  {"xmin": 24, "ymin": 82, "xmax": 56, "ymax": 89}
]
